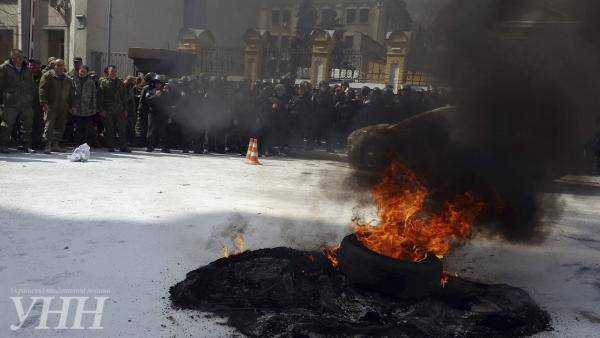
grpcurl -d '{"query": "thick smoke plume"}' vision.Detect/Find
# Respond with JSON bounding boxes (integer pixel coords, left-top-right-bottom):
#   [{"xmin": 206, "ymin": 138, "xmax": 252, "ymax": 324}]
[{"xmin": 347, "ymin": 0, "xmax": 600, "ymax": 243}]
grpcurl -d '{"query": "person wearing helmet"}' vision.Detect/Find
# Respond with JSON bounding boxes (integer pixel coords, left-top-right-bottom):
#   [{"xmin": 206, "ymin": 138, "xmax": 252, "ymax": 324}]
[
  {"xmin": 131, "ymin": 75, "xmax": 145, "ymax": 146},
  {"xmin": 135, "ymin": 73, "xmax": 156, "ymax": 146},
  {"xmin": 142, "ymin": 75, "xmax": 170, "ymax": 153},
  {"xmin": 310, "ymin": 82, "xmax": 333, "ymax": 150}
]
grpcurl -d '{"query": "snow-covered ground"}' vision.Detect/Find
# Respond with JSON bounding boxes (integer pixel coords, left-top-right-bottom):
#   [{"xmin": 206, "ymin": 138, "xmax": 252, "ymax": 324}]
[{"xmin": 1, "ymin": 151, "xmax": 599, "ymax": 337}]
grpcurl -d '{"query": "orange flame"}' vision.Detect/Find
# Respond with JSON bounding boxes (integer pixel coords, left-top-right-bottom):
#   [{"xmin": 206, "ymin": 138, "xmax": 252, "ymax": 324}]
[
  {"xmin": 353, "ymin": 160, "xmax": 484, "ymax": 262},
  {"xmin": 441, "ymin": 272, "xmax": 450, "ymax": 287},
  {"xmin": 324, "ymin": 159, "xmax": 484, "ymax": 266},
  {"xmin": 223, "ymin": 234, "xmax": 246, "ymax": 258},
  {"xmin": 222, "ymin": 245, "xmax": 230, "ymax": 258},
  {"xmin": 324, "ymin": 245, "xmax": 340, "ymax": 267}
]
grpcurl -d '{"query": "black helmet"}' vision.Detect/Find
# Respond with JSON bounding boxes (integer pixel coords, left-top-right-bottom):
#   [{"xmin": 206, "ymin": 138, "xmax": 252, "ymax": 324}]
[
  {"xmin": 153, "ymin": 74, "xmax": 166, "ymax": 84},
  {"xmin": 144, "ymin": 72, "xmax": 155, "ymax": 83}
]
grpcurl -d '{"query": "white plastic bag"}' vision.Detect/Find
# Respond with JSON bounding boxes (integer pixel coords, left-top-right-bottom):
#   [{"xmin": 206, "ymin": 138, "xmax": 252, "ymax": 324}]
[{"xmin": 68, "ymin": 143, "xmax": 91, "ymax": 162}]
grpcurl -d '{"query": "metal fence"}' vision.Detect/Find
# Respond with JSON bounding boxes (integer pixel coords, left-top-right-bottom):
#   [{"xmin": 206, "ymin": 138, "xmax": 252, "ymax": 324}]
[
  {"xmin": 332, "ymin": 49, "xmax": 386, "ymax": 83},
  {"xmin": 90, "ymin": 51, "xmax": 136, "ymax": 78},
  {"xmin": 193, "ymin": 47, "xmax": 245, "ymax": 77},
  {"xmin": 88, "ymin": 47, "xmax": 394, "ymax": 85},
  {"xmin": 262, "ymin": 47, "xmax": 387, "ymax": 83}
]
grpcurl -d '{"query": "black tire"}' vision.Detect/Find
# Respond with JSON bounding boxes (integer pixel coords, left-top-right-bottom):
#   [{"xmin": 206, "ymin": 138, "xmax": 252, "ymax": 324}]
[{"xmin": 337, "ymin": 235, "xmax": 443, "ymax": 299}]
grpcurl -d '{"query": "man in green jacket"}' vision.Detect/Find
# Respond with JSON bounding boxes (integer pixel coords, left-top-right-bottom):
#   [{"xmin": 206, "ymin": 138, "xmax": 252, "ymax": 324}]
[
  {"xmin": 100, "ymin": 65, "xmax": 130, "ymax": 152},
  {"xmin": 0, "ymin": 49, "xmax": 36, "ymax": 153},
  {"xmin": 39, "ymin": 59, "xmax": 74, "ymax": 154}
]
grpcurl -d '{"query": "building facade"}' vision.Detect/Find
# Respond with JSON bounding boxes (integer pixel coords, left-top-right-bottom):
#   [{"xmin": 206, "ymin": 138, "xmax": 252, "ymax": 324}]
[
  {"xmin": 257, "ymin": 0, "xmax": 411, "ymax": 48},
  {"xmin": 0, "ymin": 0, "xmax": 186, "ymax": 72}
]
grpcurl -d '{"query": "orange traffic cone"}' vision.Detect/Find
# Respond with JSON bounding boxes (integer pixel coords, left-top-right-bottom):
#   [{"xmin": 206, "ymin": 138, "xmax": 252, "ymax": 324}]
[
  {"xmin": 246, "ymin": 138, "xmax": 255, "ymax": 160},
  {"xmin": 247, "ymin": 138, "xmax": 261, "ymax": 165}
]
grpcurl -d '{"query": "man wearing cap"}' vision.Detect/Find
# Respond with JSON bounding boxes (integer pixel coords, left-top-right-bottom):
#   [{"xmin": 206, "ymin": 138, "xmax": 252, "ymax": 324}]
[
  {"xmin": 68, "ymin": 57, "xmax": 83, "ymax": 95},
  {"xmin": 99, "ymin": 65, "xmax": 130, "ymax": 152},
  {"xmin": 0, "ymin": 49, "xmax": 36, "ymax": 153},
  {"xmin": 43, "ymin": 57, "xmax": 56, "ymax": 74},
  {"xmin": 39, "ymin": 59, "xmax": 74, "ymax": 154},
  {"xmin": 69, "ymin": 57, "xmax": 82, "ymax": 76}
]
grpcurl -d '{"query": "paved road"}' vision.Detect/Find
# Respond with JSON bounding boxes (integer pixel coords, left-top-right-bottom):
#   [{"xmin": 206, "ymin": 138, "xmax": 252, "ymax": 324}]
[
  {"xmin": 0, "ymin": 151, "xmax": 357, "ymax": 337},
  {"xmin": 1, "ymin": 151, "xmax": 598, "ymax": 337}
]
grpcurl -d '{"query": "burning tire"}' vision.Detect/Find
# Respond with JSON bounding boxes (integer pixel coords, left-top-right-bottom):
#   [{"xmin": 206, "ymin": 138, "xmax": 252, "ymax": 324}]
[{"xmin": 337, "ymin": 234, "xmax": 443, "ymax": 299}]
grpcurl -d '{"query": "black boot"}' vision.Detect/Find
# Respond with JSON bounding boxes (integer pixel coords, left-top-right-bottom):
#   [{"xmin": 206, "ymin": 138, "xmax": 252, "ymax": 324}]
[{"xmin": 52, "ymin": 143, "xmax": 66, "ymax": 153}]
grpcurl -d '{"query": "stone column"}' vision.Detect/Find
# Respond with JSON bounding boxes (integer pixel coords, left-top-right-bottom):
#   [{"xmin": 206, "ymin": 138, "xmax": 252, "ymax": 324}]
[
  {"xmin": 243, "ymin": 29, "xmax": 269, "ymax": 82},
  {"xmin": 178, "ymin": 28, "xmax": 216, "ymax": 75},
  {"xmin": 309, "ymin": 29, "xmax": 339, "ymax": 85},
  {"xmin": 178, "ymin": 28, "xmax": 216, "ymax": 55},
  {"xmin": 70, "ymin": 0, "xmax": 88, "ymax": 64},
  {"xmin": 385, "ymin": 31, "xmax": 411, "ymax": 92}
]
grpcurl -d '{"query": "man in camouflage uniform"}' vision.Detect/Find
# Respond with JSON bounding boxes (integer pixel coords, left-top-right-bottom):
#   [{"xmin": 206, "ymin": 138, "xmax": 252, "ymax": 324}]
[
  {"xmin": 73, "ymin": 65, "xmax": 98, "ymax": 145},
  {"xmin": 39, "ymin": 59, "xmax": 74, "ymax": 154},
  {"xmin": 43, "ymin": 57, "xmax": 56, "ymax": 74},
  {"xmin": 28, "ymin": 59, "xmax": 44, "ymax": 149},
  {"xmin": 68, "ymin": 57, "xmax": 82, "ymax": 86},
  {"xmin": 63, "ymin": 57, "xmax": 83, "ymax": 142},
  {"xmin": 100, "ymin": 65, "xmax": 130, "ymax": 152},
  {"xmin": 0, "ymin": 49, "xmax": 36, "ymax": 153}
]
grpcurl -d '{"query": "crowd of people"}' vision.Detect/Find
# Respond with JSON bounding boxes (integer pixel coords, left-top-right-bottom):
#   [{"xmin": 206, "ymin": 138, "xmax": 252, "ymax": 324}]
[{"xmin": 0, "ymin": 49, "xmax": 448, "ymax": 156}]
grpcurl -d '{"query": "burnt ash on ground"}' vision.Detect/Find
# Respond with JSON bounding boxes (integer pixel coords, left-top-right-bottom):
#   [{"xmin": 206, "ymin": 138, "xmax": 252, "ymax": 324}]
[{"xmin": 170, "ymin": 247, "xmax": 551, "ymax": 337}]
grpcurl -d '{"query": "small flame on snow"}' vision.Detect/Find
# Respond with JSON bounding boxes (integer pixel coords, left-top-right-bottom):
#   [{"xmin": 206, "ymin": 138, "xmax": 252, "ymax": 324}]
[
  {"xmin": 324, "ymin": 245, "xmax": 340, "ymax": 267},
  {"xmin": 223, "ymin": 234, "xmax": 246, "ymax": 258}
]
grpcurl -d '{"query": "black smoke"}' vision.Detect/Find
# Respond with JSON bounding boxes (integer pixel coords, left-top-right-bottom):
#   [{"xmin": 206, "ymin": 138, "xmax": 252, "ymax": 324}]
[{"xmin": 346, "ymin": 0, "xmax": 600, "ymax": 243}]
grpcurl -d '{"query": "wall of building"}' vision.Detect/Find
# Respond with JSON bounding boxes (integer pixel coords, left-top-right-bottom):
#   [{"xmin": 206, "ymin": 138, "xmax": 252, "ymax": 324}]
[
  {"xmin": 257, "ymin": 0, "xmax": 411, "ymax": 47},
  {"xmin": 0, "ymin": 0, "xmax": 19, "ymax": 60},
  {"xmin": 33, "ymin": 1, "xmax": 71, "ymax": 64},
  {"xmin": 86, "ymin": 0, "xmax": 184, "ymax": 56},
  {"xmin": 204, "ymin": 0, "xmax": 260, "ymax": 46}
]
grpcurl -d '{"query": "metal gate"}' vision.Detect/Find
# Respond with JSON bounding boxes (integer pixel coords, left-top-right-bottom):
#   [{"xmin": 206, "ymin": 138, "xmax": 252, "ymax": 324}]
[
  {"xmin": 90, "ymin": 51, "xmax": 135, "ymax": 77},
  {"xmin": 193, "ymin": 47, "xmax": 245, "ymax": 77}
]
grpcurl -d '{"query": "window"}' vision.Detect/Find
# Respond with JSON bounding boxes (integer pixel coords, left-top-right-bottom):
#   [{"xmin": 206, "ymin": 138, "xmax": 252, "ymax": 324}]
[
  {"xmin": 359, "ymin": 8, "xmax": 370, "ymax": 24},
  {"xmin": 47, "ymin": 29, "xmax": 65, "ymax": 59},
  {"xmin": 272, "ymin": 10, "xmax": 280, "ymax": 25},
  {"xmin": 282, "ymin": 9, "xmax": 291, "ymax": 24},
  {"xmin": 346, "ymin": 9, "xmax": 356, "ymax": 24},
  {"xmin": 0, "ymin": 30, "xmax": 13, "ymax": 61},
  {"xmin": 344, "ymin": 36, "xmax": 354, "ymax": 50},
  {"xmin": 320, "ymin": 8, "xmax": 338, "ymax": 29}
]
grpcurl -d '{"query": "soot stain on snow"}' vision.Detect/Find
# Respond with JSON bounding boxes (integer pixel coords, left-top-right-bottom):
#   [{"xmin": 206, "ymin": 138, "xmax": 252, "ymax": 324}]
[
  {"xmin": 578, "ymin": 311, "xmax": 600, "ymax": 324},
  {"xmin": 170, "ymin": 247, "xmax": 552, "ymax": 337},
  {"xmin": 563, "ymin": 235, "xmax": 600, "ymax": 251},
  {"xmin": 575, "ymin": 265, "xmax": 600, "ymax": 277}
]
